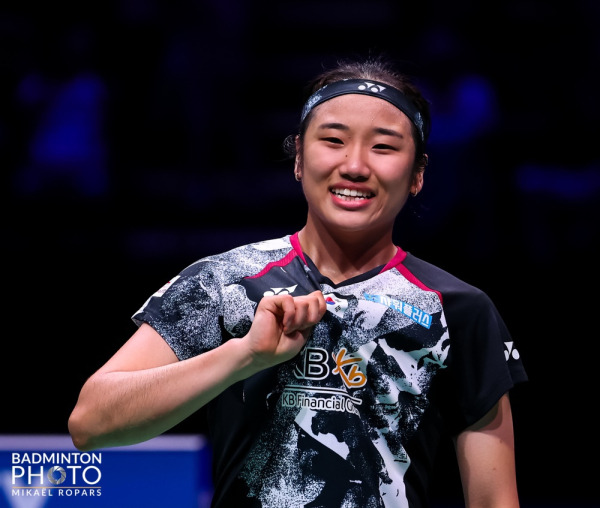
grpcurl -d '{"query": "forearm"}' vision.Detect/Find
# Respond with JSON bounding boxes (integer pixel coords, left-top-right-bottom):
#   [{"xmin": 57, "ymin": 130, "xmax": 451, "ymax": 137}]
[
  {"xmin": 457, "ymin": 394, "xmax": 520, "ymax": 508},
  {"xmin": 69, "ymin": 338, "xmax": 256, "ymax": 451},
  {"xmin": 69, "ymin": 291, "xmax": 324, "ymax": 451}
]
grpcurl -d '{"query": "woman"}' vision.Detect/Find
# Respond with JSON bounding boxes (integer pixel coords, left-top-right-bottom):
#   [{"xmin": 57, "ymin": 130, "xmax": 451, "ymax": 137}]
[{"xmin": 69, "ymin": 57, "xmax": 527, "ymax": 507}]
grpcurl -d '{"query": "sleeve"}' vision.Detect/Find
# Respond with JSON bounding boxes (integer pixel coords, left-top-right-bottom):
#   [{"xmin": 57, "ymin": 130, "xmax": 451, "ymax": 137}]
[
  {"xmin": 131, "ymin": 260, "xmax": 228, "ymax": 360},
  {"xmin": 442, "ymin": 286, "xmax": 528, "ymax": 431}
]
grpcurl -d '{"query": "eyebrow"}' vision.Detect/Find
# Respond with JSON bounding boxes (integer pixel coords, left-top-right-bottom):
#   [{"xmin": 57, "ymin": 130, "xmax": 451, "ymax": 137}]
[
  {"xmin": 316, "ymin": 122, "xmax": 405, "ymax": 139},
  {"xmin": 317, "ymin": 122, "xmax": 349, "ymax": 131}
]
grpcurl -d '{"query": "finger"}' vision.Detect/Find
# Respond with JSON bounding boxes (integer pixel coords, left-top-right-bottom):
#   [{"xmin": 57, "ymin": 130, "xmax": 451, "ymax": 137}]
[
  {"xmin": 277, "ymin": 294, "xmax": 299, "ymax": 334},
  {"xmin": 283, "ymin": 291, "xmax": 326, "ymax": 334},
  {"xmin": 308, "ymin": 290, "xmax": 327, "ymax": 322}
]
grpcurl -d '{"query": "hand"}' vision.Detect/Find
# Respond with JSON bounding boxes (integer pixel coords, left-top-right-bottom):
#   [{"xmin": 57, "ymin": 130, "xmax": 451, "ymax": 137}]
[{"xmin": 244, "ymin": 290, "xmax": 326, "ymax": 370}]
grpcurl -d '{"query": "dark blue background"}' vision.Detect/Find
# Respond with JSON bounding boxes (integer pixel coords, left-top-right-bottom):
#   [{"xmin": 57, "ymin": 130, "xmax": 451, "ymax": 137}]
[{"xmin": 2, "ymin": 1, "xmax": 598, "ymax": 507}]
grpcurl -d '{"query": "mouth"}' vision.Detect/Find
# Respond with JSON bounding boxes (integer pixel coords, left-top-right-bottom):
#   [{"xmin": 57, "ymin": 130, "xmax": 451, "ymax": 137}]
[{"xmin": 330, "ymin": 188, "xmax": 374, "ymax": 201}]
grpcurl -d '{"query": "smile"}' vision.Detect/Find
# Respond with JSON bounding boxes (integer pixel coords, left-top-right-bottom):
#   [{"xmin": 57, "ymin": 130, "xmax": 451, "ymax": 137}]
[{"xmin": 330, "ymin": 188, "xmax": 373, "ymax": 201}]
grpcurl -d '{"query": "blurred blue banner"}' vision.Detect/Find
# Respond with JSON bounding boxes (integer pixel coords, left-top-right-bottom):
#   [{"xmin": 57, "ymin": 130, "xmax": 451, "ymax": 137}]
[{"xmin": 0, "ymin": 434, "xmax": 212, "ymax": 508}]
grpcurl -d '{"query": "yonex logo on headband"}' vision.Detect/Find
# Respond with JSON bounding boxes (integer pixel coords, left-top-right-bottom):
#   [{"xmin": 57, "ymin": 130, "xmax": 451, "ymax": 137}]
[
  {"xmin": 357, "ymin": 82, "xmax": 386, "ymax": 93},
  {"xmin": 300, "ymin": 78, "xmax": 428, "ymax": 145}
]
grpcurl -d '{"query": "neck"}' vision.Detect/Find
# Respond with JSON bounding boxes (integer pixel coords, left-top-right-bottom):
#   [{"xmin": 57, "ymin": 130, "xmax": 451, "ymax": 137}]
[{"xmin": 297, "ymin": 220, "xmax": 398, "ymax": 284}]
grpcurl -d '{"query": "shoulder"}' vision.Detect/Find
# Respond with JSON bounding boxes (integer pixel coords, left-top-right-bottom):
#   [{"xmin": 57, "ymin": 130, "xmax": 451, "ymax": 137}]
[
  {"xmin": 401, "ymin": 252, "xmax": 486, "ymax": 301},
  {"xmin": 402, "ymin": 254, "xmax": 511, "ymax": 345},
  {"xmin": 179, "ymin": 235, "xmax": 295, "ymax": 281},
  {"xmin": 399, "ymin": 253, "xmax": 503, "ymax": 328},
  {"xmin": 143, "ymin": 235, "xmax": 295, "ymax": 312}
]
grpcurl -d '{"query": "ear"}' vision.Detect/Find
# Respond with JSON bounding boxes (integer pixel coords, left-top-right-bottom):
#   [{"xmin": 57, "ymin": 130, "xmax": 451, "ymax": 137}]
[
  {"xmin": 411, "ymin": 154, "xmax": 427, "ymax": 195},
  {"xmin": 411, "ymin": 172, "xmax": 424, "ymax": 196},
  {"xmin": 294, "ymin": 135, "xmax": 302, "ymax": 177}
]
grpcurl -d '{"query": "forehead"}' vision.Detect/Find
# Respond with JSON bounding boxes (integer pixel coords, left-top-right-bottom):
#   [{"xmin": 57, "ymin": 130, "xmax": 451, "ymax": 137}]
[{"xmin": 309, "ymin": 94, "xmax": 412, "ymax": 130}]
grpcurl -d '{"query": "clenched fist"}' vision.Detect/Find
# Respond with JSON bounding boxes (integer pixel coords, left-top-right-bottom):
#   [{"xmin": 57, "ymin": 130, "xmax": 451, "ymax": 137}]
[{"xmin": 244, "ymin": 290, "xmax": 327, "ymax": 370}]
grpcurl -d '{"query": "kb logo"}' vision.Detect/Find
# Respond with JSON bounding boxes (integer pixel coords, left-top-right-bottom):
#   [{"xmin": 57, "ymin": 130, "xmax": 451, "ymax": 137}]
[{"xmin": 295, "ymin": 347, "xmax": 367, "ymax": 388}]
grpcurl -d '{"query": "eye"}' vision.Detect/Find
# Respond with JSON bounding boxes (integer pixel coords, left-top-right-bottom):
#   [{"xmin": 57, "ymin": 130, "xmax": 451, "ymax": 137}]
[
  {"xmin": 373, "ymin": 143, "xmax": 397, "ymax": 151},
  {"xmin": 322, "ymin": 137, "xmax": 344, "ymax": 145}
]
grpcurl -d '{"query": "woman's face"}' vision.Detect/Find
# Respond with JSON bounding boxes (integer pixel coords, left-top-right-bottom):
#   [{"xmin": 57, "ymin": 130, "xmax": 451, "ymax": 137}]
[{"xmin": 296, "ymin": 94, "xmax": 422, "ymax": 237}]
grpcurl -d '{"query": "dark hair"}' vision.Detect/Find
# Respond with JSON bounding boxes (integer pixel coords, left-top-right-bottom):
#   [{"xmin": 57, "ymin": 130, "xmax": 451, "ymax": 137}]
[{"xmin": 283, "ymin": 57, "xmax": 431, "ymax": 163}]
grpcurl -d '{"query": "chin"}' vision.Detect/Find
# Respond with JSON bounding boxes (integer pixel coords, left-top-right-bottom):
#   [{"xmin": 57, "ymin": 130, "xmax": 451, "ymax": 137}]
[{"xmin": 329, "ymin": 220, "xmax": 379, "ymax": 234}]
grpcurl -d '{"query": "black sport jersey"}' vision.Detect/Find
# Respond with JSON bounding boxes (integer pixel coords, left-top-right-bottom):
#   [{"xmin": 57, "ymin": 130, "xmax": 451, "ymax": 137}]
[{"xmin": 133, "ymin": 233, "xmax": 527, "ymax": 508}]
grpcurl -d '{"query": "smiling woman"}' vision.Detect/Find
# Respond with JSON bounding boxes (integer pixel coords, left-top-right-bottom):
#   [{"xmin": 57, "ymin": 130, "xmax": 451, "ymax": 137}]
[
  {"xmin": 68, "ymin": 56, "xmax": 527, "ymax": 508},
  {"xmin": 296, "ymin": 92, "xmax": 421, "ymax": 263}
]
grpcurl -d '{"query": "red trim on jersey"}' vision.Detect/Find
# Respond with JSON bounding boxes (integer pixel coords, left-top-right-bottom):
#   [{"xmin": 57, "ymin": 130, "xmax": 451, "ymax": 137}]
[
  {"xmin": 244, "ymin": 238, "xmax": 300, "ymax": 279},
  {"xmin": 290, "ymin": 232, "xmax": 307, "ymax": 263},
  {"xmin": 380, "ymin": 246, "xmax": 407, "ymax": 272},
  {"xmin": 383, "ymin": 247, "xmax": 444, "ymax": 304}
]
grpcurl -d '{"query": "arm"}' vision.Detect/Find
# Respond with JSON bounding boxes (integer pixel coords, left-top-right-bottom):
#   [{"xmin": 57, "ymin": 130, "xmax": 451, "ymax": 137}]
[
  {"xmin": 68, "ymin": 290, "xmax": 326, "ymax": 451},
  {"xmin": 455, "ymin": 392, "xmax": 521, "ymax": 508}
]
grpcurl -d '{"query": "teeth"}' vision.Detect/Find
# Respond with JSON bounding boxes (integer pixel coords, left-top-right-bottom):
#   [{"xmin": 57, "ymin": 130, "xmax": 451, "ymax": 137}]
[{"xmin": 334, "ymin": 188, "xmax": 370, "ymax": 198}]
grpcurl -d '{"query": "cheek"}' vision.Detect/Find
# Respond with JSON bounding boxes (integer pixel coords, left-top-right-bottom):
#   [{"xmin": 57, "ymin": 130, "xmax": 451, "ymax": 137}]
[
  {"xmin": 378, "ymin": 160, "xmax": 415, "ymax": 186},
  {"xmin": 302, "ymin": 147, "xmax": 337, "ymax": 179}
]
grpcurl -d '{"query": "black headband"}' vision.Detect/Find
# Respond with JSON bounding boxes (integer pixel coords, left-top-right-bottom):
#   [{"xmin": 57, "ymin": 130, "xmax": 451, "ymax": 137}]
[{"xmin": 300, "ymin": 78, "xmax": 428, "ymax": 145}]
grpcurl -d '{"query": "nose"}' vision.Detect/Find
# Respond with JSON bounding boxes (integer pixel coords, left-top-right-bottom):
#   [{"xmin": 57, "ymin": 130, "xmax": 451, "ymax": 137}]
[{"xmin": 340, "ymin": 144, "xmax": 370, "ymax": 180}]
